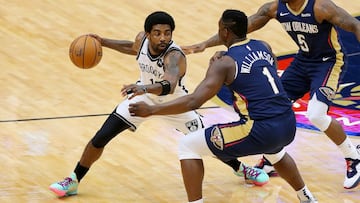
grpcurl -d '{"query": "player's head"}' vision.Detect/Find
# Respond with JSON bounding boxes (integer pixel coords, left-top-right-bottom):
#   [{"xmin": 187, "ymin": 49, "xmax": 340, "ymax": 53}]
[
  {"xmin": 144, "ymin": 11, "xmax": 175, "ymax": 32},
  {"xmin": 144, "ymin": 11, "xmax": 175, "ymax": 54},
  {"xmin": 219, "ymin": 9, "xmax": 248, "ymax": 41}
]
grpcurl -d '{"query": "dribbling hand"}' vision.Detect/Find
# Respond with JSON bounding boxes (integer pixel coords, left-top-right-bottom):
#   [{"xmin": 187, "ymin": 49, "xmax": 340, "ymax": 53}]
[{"xmin": 88, "ymin": 34, "xmax": 103, "ymax": 45}]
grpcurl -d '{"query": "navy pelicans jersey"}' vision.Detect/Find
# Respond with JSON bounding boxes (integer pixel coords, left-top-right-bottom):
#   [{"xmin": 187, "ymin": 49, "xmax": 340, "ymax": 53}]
[
  {"xmin": 225, "ymin": 39, "xmax": 292, "ymax": 120},
  {"xmin": 136, "ymin": 37, "xmax": 188, "ymax": 103},
  {"xmin": 276, "ymin": 0, "xmax": 344, "ymax": 61}
]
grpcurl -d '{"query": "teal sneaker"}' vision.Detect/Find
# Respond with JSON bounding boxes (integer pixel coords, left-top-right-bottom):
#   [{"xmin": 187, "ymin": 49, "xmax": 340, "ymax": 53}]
[
  {"xmin": 49, "ymin": 172, "xmax": 78, "ymax": 197},
  {"xmin": 234, "ymin": 164, "xmax": 269, "ymax": 186}
]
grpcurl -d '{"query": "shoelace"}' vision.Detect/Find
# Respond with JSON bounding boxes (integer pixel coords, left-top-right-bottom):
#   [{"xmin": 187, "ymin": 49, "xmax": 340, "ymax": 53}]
[
  {"xmin": 58, "ymin": 177, "xmax": 73, "ymax": 187},
  {"xmin": 244, "ymin": 167, "xmax": 261, "ymax": 179}
]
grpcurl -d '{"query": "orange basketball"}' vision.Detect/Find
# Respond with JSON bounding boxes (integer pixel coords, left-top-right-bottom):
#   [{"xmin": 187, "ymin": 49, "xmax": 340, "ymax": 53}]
[{"xmin": 69, "ymin": 35, "xmax": 102, "ymax": 69}]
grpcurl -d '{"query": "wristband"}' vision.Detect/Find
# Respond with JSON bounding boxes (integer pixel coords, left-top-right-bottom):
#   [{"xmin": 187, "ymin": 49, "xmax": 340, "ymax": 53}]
[{"xmin": 156, "ymin": 80, "xmax": 171, "ymax": 95}]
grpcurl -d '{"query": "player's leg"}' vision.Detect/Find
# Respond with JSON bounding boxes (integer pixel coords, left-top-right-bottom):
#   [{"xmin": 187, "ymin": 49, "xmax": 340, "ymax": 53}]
[
  {"xmin": 206, "ymin": 118, "xmax": 274, "ymax": 186},
  {"xmin": 262, "ymin": 109, "xmax": 317, "ymax": 202},
  {"xmin": 177, "ymin": 125, "xmax": 269, "ymax": 202},
  {"xmin": 178, "ymin": 127, "xmax": 215, "ymax": 203},
  {"xmin": 307, "ymin": 93, "xmax": 360, "ymax": 189},
  {"xmin": 306, "ymin": 60, "xmax": 360, "ymax": 189},
  {"xmin": 255, "ymin": 62, "xmax": 309, "ymax": 176},
  {"xmin": 178, "ymin": 109, "xmax": 302, "ymax": 201},
  {"xmin": 49, "ymin": 96, "xmax": 149, "ymax": 197},
  {"xmin": 49, "ymin": 110, "xmax": 133, "ymax": 197},
  {"xmin": 208, "ymin": 86, "xmax": 269, "ymax": 182},
  {"xmin": 168, "ymin": 110, "xmax": 268, "ymax": 186},
  {"xmin": 264, "ymin": 151, "xmax": 317, "ymax": 202},
  {"xmin": 180, "ymin": 159, "xmax": 204, "ymax": 203}
]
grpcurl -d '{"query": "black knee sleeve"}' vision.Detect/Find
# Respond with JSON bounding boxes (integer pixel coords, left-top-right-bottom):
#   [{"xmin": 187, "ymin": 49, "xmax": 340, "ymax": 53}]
[{"xmin": 91, "ymin": 111, "xmax": 131, "ymax": 148}]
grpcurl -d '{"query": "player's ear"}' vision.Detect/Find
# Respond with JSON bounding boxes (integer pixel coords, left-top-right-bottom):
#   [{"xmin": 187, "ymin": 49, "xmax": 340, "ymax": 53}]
[{"xmin": 223, "ymin": 28, "xmax": 231, "ymax": 40}]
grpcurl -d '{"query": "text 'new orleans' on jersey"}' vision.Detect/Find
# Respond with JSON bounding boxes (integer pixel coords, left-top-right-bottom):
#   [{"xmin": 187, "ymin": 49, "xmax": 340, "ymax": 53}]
[
  {"xmin": 276, "ymin": 0, "xmax": 344, "ymax": 61},
  {"xmin": 225, "ymin": 39, "xmax": 292, "ymax": 120}
]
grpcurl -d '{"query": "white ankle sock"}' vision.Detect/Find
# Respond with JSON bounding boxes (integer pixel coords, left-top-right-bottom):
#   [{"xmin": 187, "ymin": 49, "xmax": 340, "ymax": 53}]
[
  {"xmin": 296, "ymin": 185, "xmax": 316, "ymax": 201},
  {"xmin": 189, "ymin": 199, "xmax": 203, "ymax": 203},
  {"xmin": 338, "ymin": 138, "xmax": 359, "ymax": 159}
]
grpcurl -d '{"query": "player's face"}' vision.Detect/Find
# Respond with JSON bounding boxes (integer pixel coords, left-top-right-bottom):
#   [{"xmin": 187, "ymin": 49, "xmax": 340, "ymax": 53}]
[
  {"xmin": 217, "ymin": 19, "xmax": 228, "ymax": 44},
  {"xmin": 148, "ymin": 24, "xmax": 172, "ymax": 55}
]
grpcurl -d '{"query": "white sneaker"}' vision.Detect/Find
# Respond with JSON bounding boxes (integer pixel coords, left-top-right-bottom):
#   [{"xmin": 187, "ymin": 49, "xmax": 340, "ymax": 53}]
[{"xmin": 344, "ymin": 157, "xmax": 360, "ymax": 189}]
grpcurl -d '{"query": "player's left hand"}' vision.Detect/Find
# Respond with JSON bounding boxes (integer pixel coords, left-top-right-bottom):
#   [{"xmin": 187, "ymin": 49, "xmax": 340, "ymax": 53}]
[
  {"xmin": 121, "ymin": 84, "xmax": 147, "ymax": 100},
  {"xmin": 128, "ymin": 101, "xmax": 152, "ymax": 117},
  {"xmin": 209, "ymin": 51, "xmax": 226, "ymax": 66}
]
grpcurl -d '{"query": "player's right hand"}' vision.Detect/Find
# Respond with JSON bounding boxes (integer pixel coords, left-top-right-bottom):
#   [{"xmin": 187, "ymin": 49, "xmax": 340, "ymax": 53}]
[
  {"xmin": 88, "ymin": 34, "xmax": 103, "ymax": 45},
  {"xmin": 128, "ymin": 101, "xmax": 152, "ymax": 117}
]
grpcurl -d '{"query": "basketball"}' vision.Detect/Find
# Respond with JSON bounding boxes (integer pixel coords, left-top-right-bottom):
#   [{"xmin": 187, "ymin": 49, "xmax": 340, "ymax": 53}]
[{"xmin": 69, "ymin": 35, "xmax": 102, "ymax": 69}]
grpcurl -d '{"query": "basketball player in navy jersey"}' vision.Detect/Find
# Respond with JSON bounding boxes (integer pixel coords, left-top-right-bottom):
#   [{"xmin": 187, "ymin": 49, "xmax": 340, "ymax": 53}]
[
  {"xmin": 183, "ymin": 0, "xmax": 360, "ymax": 189},
  {"xmin": 129, "ymin": 9, "xmax": 318, "ymax": 203},
  {"xmin": 49, "ymin": 11, "xmax": 267, "ymax": 198}
]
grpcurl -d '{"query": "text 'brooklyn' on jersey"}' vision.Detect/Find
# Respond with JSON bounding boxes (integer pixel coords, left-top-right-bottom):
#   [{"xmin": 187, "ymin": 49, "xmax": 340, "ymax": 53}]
[{"xmin": 136, "ymin": 37, "xmax": 188, "ymax": 103}]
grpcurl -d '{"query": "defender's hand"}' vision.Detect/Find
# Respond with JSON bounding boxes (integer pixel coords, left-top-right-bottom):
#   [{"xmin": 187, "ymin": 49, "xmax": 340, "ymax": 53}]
[
  {"xmin": 128, "ymin": 101, "xmax": 152, "ymax": 117},
  {"xmin": 181, "ymin": 43, "xmax": 207, "ymax": 55},
  {"xmin": 209, "ymin": 51, "xmax": 226, "ymax": 66}
]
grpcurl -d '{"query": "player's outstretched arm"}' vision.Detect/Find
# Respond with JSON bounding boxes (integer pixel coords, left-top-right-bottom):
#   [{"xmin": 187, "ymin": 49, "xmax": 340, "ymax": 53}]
[
  {"xmin": 129, "ymin": 55, "xmax": 232, "ymax": 117},
  {"xmin": 315, "ymin": 0, "xmax": 360, "ymax": 42},
  {"xmin": 247, "ymin": 1, "xmax": 277, "ymax": 33},
  {"xmin": 88, "ymin": 32, "xmax": 145, "ymax": 55},
  {"xmin": 181, "ymin": 2, "xmax": 277, "ymax": 55},
  {"xmin": 181, "ymin": 33, "xmax": 222, "ymax": 55}
]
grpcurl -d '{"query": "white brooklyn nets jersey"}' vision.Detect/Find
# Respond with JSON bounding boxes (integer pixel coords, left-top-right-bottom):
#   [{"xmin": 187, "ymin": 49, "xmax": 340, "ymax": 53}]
[{"xmin": 136, "ymin": 37, "xmax": 188, "ymax": 103}]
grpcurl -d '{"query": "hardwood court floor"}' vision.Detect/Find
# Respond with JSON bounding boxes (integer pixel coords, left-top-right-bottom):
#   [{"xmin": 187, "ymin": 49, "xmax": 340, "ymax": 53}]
[{"xmin": 0, "ymin": 0, "xmax": 360, "ymax": 202}]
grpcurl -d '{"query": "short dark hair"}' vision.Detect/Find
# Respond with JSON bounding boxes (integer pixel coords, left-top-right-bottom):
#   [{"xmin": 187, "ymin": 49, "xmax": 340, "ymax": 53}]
[
  {"xmin": 144, "ymin": 11, "xmax": 175, "ymax": 32},
  {"xmin": 221, "ymin": 9, "xmax": 247, "ymax": 38}
]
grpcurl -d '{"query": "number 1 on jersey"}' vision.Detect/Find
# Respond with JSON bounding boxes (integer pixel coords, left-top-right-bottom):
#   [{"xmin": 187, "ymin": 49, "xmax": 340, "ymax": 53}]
[{"xmin": 262, "ymin": 67, "xmax": 279, "ymax": 94}]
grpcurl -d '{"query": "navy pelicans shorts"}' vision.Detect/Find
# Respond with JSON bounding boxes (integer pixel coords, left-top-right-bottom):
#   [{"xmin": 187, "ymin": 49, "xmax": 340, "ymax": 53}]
[
  {"xmin": 281, "ymin": 57, "xmax": 345, "ymax": 106},
  {"xmin": 204, "ymin": 109, "xmax": 296, "ymax": 161}
]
